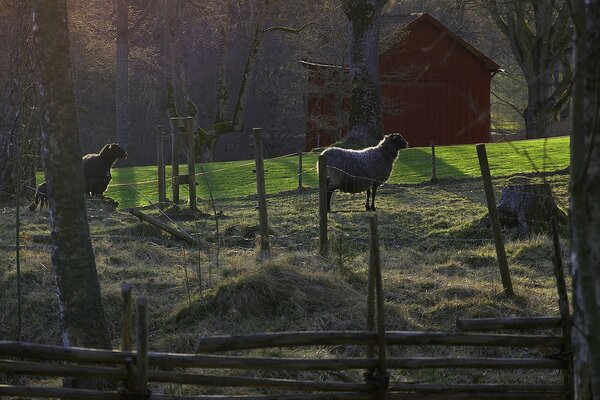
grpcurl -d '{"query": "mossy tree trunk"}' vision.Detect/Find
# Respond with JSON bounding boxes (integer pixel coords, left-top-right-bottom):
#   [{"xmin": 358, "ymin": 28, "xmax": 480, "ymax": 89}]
[
  {"xmin": 31, "ymin": 0, "xmax": 110, "ymax": 358},
  {"xmin": 567, "ymin": 0, "xmax": 600, "ymax": 398},
  {"xmin": 339, "ymin": 0, "xmax": 385, "ymax": 148}
]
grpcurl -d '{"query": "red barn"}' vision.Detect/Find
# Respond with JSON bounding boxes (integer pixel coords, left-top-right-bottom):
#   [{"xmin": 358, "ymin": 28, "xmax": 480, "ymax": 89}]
[{"xmin": 300, "ymin": 13, "xmax": 501, "ymax": 150}]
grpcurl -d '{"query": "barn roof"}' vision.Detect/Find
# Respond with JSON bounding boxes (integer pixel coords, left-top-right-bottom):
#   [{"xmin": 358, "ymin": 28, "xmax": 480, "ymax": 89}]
[
  {"xmin": 387, "ymin": 13, "xmax": 500, "ymax": 71},
  {"xmin": 299, "ymin": 12, "xmax": 500, "ymax": 72}
]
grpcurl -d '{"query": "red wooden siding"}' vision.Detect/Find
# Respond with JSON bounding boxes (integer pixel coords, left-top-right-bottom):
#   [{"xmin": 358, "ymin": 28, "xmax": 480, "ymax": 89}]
[{"xmin": 302, "ymin": 13, "xmax": 499, "ymax": 150}]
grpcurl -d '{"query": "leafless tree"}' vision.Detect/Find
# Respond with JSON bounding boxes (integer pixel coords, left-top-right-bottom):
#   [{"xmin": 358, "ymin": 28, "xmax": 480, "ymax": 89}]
[{"xmin": 31, "ymin": 0, "xmax": 111, "ymax": 370}]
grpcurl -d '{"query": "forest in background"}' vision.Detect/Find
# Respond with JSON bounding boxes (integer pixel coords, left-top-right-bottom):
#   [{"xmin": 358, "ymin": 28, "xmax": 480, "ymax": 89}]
[{"xmin": 0, "ymin": 0, "xmax": 535, "ymax": 168}]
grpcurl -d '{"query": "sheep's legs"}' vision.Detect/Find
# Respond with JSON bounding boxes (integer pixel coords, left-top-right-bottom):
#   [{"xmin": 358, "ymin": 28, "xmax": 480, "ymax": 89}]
[
  {"xmin": 327, "ymin": 190, "xmax": 334, "ymax": 212},
  {"xmin": 370, "ymin": 184, "xmax": 378, "ymax": 211},
  {"xmin": 365, "ymin": 189, "xmax": 372, "ymax": 211}
]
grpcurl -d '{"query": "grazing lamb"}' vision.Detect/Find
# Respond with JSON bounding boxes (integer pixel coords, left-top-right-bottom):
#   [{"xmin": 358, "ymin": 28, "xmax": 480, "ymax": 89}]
[
  {"xmin": 29, "ymin": 143, "xmax": 128, "ymax": 210},
  {"xmin": 320, "ymin": 133, "xmax": 408, "ymax": 212},
  {"xmin": 83, "ymin": 143, "xmax": 128, "ymax": 196}
]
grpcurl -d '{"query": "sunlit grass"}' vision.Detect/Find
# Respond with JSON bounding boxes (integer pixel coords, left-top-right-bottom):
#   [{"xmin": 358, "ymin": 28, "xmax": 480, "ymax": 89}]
[{"xmin": 36, "ymin": 136, "xmax": 569, "ymax": 209}]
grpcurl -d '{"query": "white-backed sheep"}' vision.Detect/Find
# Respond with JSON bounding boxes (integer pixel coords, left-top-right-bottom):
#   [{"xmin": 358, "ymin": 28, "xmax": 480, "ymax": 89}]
[{"xmin": 319, "ymin": 133, "xmax": 408, "ymax": 212}]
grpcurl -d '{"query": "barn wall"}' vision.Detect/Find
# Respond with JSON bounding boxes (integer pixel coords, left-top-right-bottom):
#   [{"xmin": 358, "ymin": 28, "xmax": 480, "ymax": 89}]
[
  {"xmin": 303, "ymin": 15, "xmax": 496, "ymax": 151},
  {"xmin": 379, "ymin": 19, "xmax": 492, "ymax": 147}
]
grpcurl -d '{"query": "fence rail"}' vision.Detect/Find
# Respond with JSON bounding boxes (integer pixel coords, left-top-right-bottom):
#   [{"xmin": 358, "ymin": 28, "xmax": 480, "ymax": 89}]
[{"xmin": 0, "ymin": 215, "xmax": 571, "ymax": 400}]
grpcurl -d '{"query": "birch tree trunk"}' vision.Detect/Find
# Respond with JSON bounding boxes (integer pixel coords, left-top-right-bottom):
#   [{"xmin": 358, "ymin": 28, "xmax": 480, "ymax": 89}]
[
  {"xmin": 31, "ymin": 0, "xmax": 111, "ymax": 356},
  {"xmin": 115, "ymin": 0, "xmax": 131, "ymax": 150},
  {"xmin": 340, "ymin": 0, "xmax": 386, "ymax": 147},
  {"xmin": 568, "ymin": 0, "xmax": 600, "ymax": 398}
]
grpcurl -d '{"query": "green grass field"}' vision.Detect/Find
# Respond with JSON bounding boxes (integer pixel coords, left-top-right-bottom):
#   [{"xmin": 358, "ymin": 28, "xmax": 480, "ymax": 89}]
[
  {"xmin": 100, "ymin": 136, "xmax": 569, "ymax": 209},
  {"xmin": 33, "ymin": 136, "xmax": 569, "ymax": 208},
  {"xmin": 8, "ymin": 136, "xmax": 571, "ymax": 392}
]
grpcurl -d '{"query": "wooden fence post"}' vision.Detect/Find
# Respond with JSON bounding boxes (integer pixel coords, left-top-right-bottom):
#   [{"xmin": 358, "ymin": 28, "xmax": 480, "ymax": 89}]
[
  {"xmin": 157, "ymin": 125, "xmax": 166, "ymax": 204},
  {"xmin": 253, "ymin": 128, "xmax": 271, "ymax": 257},
  {"xmin": 170, "ymin": 118, "xmax": 181, "ymax": 205},
  {"xmin": 367, "ymin": 214, "xmax": 389, "ymax": 397},
  {"xmin": 136, "ymin": 297, "xmax": 149, "ymax": 396},
  {"xmin": 185, "ymin": 117, "xmax": 197, "ymax": 210},
  {"xmin": 121, "ymin": 283, "xmax": 133, "ymax": 351},
  {"xmin": 120, "ymin": 283, "xmax": 135, "ymax": 391},
  {"xmin": 298, "ymin": 152, "xmax": 303, "ymax": 193},
  {"xmin": 476, "ymin": 144, "xmax": 514, "ymax": 296},
  {"xmin": 318, "ymin": 155, "xmax": 328, "ymax": 256},
  {"xmin": 431, "ymin": 141, "xmax": 437, "ymax": 183}
]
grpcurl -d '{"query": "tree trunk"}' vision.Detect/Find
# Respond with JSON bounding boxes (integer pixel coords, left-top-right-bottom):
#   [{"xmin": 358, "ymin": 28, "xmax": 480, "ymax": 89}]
[
  {"xmin": 495, "ymin": 182, "xmax": 567, "ymax": 236},
  {"xmin": 340, "ymin": 0, "xmax": 385, "ymax": 147},
  {"xmin": 31, "ymin": 0, "xmax": 111, "ymax": 358},
  {"xmin": 231, "ymin": 0, "xmax": 267, "ymax": 132},
  {"xmin": 115, "ymin": 0, "xmax": 131, "ymax": 151},
  {"xmin": 0, "ymin": 1, "xmax": 39, "ymax": 197},
  {"xmin": 490, "ymin": 1, "xmax": 573, "ymax": 140},
  {"xmin": 568, "ymin": 0, "xmax": 600, "ymax": 398}
]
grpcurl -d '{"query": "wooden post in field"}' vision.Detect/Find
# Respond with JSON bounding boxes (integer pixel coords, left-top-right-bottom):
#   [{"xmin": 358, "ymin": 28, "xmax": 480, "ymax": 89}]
[
  {"xmin": 170, "ymin": 118, "xmax": 181, "ymax": 205},
  {"xmin": 121, "ymin": 283, "xmax": 133, "ymax": 351},
  {"xmin": 366, "ymin": 224, "xmax": 376, "ymax": 359},
  {"xmin": 185, "ymin": 117, "xmax": 197, "ymax": 210},
  {"xmin": 318, "ymin": 155, "xmax": 328, "ymax": 256},
  {"xmin": 253, "ymin": 128, "xmax": 271, "ymax": 257},
  {"xmin": 367, "ymin": 214, "xmax": 389, "ymax": 396},
  {"xmin": 476, "ymin": 144, "xmax": 514, "ymax": 296},
  {"xmin": 120, "ymin": 283, "xmax": 135, "ymax": 391},
  {"xmin": 157, "ymin": 125, "xmax": 166, "ymax": 203},
  {"xmin": 298, "ymin": 152, "xmax": 303, "ymax": 193},
  {"xmin": 431, "ymin": 141, "xmax": 437, "ymax": 183},
  {"xmin": 136, "ymin": 297, "xmax": 149, "ymax": 396}
]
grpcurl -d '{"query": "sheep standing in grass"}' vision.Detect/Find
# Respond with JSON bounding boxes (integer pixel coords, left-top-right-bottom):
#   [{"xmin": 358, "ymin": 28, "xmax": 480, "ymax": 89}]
[
  {"xmin": 82, "ymin": 143, "xmax": 128, "ymax": 196},
  {"xmin": 320, "ymin": 133, "xmax": 408, "ymax": 212},
  {"xmin": 29, "ymin": 143, "xmax": 128, "ymax": 210}
]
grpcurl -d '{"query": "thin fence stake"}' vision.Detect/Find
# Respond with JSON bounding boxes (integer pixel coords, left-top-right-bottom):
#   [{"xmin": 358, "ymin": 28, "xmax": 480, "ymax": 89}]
[
  {"xmin": 368, "ymin": 214, "xmax": 389, "ymax": 398},
  {"xmin": 15, "ymin": 164, "xmax": 22, "ymax": 342},
  {"xmin": 120, "ymin": 283, "xmax": 134, "ymax": 392},
  {"xmin": 253, "ymin": 128, "xmax": 271, "ymax": 257},
  {"xmin": 298, "ymin": 152, "xmax": 303, "ymax": 193},
  {"xmin": 157, "ymin": 125, "xmax": 166, "ymax": 204},
  {"xmin": 121, "ymin": 283, "xmax": 133, "ymax": 352},
  {"xmin": 366, "ymin": 235, "xmax": 376, "ymax": 359},
  {"xmin": 185, "ymin": 118, "xmax": 197, "ymax": 210},
  {"xmin": 318, "ymin": 155, "xmax": 328, "ymax": 256},
  {"xmin": 170, "ymin": 118, "xmax": 180, "ymax": 205},
  {"xmin": 136, "ymin": 297, "xmax": 149, "ymax": 396},
  {"xmin": 476, "ymin": 143, "xmax": 514, "ymax": 296},
  {"xmin": 431, "ymin": 141, "xmax": 437, "ymax": 183}
]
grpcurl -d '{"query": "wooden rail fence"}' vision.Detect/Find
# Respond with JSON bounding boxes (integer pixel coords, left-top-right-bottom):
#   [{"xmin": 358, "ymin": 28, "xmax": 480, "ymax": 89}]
[{"xmin": 0, "ymin": 215, "xmax": 572, "ymax": 400}]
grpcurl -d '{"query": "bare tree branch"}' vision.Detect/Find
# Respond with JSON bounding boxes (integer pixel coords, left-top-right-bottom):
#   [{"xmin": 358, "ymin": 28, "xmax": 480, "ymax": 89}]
[{"xmin": 263, "ymin": 22, "xmax": 316, "ymax": 34}]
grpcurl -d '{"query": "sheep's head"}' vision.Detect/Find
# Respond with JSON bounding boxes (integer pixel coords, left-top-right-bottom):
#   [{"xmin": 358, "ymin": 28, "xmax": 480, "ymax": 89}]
[
  {"xmin": 385, "ymin": 133, "xmax": 409, "ymax": 151},
  {"xmin": 102, "ymin": 143, "xmax": 128, "ymax": 160}
]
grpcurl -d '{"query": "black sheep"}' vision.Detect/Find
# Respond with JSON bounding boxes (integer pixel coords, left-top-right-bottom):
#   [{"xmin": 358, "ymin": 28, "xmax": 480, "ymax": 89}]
[
  {"xmin": 29, "ymin": 143, "xmax": 128, "ymax": 210},
  {"xmin": 83, "ymin": 143, "xmax": 128, "ymax": 196},
  {"xmin": 29, "ymin": 181, "xmax": 48, "ymax": 211}
]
